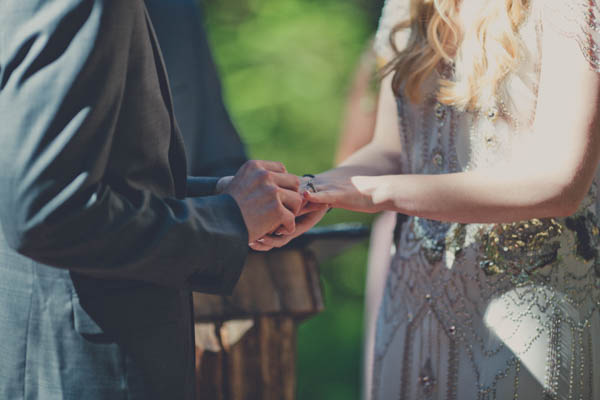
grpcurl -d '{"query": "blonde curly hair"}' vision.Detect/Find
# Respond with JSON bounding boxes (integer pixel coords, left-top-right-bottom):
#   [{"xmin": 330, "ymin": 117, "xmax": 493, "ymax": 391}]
[{"xmin": 386, "ymin": 0, "xmax": 530, "ymax": 110}]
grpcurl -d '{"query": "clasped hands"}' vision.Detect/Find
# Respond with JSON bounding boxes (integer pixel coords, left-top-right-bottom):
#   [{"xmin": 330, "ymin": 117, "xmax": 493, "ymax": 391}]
[{"xmin": 216, "ymin": 160, "xmax": 330, "ymax": 252}]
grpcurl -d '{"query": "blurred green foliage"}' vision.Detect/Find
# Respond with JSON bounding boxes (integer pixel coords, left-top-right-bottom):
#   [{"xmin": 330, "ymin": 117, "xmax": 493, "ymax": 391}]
[{"xmin": 200, "ymin": 0, "xmax": 381, "ymax": 398}]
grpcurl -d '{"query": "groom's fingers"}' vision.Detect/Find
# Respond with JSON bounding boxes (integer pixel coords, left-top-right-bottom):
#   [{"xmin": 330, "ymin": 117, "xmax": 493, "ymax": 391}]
[
  {"xmin": 297, "ymin": 202, "xmax": 328, "ymax": 216},
  {"xmin": 249, "ymin": 240, "xmax": 273, "ymax": 252},
  {"xmin": 227, "ymin": 160, "xmax": 299, "ymax": 242},
  {"xmin": 278, "ymin": 208, "xmax": 296, "ymax": 234},
  {"xmin": 279, "ymin": 188, "xmax": 303, "ymax": 215},
  {"xmin": 265, "ymin": 208, "xmax": 328, "ymax": 246},
  {"xmin": 271, "ymin": 172, "xmax": 301, "ymax": 191},
  {"xmin": 256, "ymin": 206, "xmax": 330, "ymax": 249},
  {"xmin": 259, "ymin": 234, "xmax": 291, "ymax": 248},
  {"xmin": 256, "ymin": 160, "xmax": 287, "ymax": 173}
]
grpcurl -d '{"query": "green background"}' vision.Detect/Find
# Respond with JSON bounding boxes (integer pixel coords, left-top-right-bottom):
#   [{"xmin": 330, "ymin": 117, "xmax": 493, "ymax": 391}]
[{"xmin": 200, "ymin": 0, "xmax": 383, "ymax": 398}]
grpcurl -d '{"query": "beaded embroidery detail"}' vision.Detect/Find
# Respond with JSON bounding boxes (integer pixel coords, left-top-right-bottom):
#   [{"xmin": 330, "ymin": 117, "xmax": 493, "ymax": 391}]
[{"xmin": 371, "ymin": 0, "xmax": 600, "ymax": 399}]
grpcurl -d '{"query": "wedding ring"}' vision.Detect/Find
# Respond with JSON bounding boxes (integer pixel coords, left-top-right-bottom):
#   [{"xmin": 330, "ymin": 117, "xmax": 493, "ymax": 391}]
[
  {"xmin": 306, "ymin": 180, "xmax": 317, "ymax": 193},
  {"xmin": 303, "ymin": 174, "xmax": 317, "ymax": 193}
]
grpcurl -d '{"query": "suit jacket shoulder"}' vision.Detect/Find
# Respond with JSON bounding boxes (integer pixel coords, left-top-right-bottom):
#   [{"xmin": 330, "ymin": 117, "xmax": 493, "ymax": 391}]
[{"xmin": 0, "ymin": 0, "xmax": 248, "ymax": 293}]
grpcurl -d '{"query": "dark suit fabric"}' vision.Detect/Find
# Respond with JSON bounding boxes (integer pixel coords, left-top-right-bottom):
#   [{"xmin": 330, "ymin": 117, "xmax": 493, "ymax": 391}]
[
  {"xmin": 0, "ymin": 1, "xmax": 248, "ymax": 399},
  {"xmin": 145, "ymin": 0, "xmax": 247, "ymax": 177}
]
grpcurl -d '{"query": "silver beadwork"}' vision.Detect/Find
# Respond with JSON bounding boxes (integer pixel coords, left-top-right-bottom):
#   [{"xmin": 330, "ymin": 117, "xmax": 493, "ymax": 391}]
[{"xmin": 371, "ymin": 1, "xmax": 600, "ymax": 398}]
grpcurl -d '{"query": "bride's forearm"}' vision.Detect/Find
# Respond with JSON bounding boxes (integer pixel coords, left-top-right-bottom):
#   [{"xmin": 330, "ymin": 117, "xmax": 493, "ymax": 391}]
[{"xmin": 353, "ymin": 169, "xmax": 582, "ymax": 223}]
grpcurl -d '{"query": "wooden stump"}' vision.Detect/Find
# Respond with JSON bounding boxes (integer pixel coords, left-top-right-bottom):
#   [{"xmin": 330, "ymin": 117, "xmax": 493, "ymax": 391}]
[{"xmin": 193, "ymin": 249, "xmax": 324, "ymax": 400}]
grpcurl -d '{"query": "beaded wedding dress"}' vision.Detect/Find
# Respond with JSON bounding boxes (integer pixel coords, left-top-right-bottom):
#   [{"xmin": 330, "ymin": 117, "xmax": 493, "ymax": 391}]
[{"xmin": 369, "ymin": 1, "xmax": 600, "ymax": 399}]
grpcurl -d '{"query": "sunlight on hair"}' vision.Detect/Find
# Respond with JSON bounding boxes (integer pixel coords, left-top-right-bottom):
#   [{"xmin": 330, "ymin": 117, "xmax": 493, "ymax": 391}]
[{"xmin": 385, "ymin": 0, "xmax": 529, "ymax": 111}]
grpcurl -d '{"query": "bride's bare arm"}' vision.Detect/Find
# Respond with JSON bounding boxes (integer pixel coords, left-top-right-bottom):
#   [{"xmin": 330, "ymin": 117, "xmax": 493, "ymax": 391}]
[{"xmin": 307, "ymin": 23, "xmax": 600, "ymax": 223}]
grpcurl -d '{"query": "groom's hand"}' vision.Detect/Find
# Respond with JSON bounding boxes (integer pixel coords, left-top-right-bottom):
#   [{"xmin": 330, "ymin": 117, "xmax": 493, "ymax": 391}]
[
  {"xmin": 249, "ymin": 201, "xmax": 329, "ymax": 251},
  {"xmin": 223, "ymin": 160, "xmax": 302, "ymax": 243}
]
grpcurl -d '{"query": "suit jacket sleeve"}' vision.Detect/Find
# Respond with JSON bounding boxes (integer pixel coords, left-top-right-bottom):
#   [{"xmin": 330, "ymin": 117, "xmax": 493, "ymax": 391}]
[
  {"xmin": 186, "ymin": 176, "xmax": 220, "ymax": 198},
  {"xmin": 0, "ymin": 0, "xmax": 248, "ymax": 294}
]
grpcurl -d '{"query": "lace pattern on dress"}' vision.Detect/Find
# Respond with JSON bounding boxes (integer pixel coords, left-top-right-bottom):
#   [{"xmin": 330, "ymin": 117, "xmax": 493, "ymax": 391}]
[{"xmin": 370, "ymin": 1, "xmax": 600, "ymax": 399}]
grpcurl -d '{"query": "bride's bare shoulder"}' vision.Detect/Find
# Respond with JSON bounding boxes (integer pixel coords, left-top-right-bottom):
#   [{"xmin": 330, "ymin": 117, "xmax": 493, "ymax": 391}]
[{"xmin": 536, "ymin": 0, "xmax": 600, "ymax": 73}]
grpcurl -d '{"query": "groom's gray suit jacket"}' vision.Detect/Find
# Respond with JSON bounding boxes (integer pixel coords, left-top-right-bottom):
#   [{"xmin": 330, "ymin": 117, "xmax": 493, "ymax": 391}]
[{"xmin": 0, "ymin": 0, "xmax": 249, "ymax": 399}]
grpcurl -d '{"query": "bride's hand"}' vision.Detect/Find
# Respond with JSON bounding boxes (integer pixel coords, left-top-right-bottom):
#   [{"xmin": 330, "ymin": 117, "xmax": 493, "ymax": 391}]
[{"xmin": 302, "ymin": 175, "xmax": 381, "ymax": 213}]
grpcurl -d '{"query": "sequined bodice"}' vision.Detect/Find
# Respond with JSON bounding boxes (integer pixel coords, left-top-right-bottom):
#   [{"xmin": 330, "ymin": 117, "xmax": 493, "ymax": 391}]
[{"xmin": 370, "ymin": 1, "xmax": 600, "ymax": 399}]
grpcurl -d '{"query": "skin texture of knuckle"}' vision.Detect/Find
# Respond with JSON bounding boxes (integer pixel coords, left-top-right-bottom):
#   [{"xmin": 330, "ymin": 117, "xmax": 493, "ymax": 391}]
[
  {"xmin": 290, "ymin": 175, "xmax": 301, "ymax": 190},
  {"xmin": 256, "ymin": 169, "xmax": 270, "ymax": 183},
  {"xmin": 292, "ymin": 198, "xmax": 302, "ymax": 214},
  {"xmin": 264, "ymin": 184, "xmax": 278, "ymax": 197},
  {"xmin": 286, "ymin": 222, "xmax": 296, "ymax": 234},
  {"xmin": 274, "ymin": 204, "xmax": 285, "ymax": 218},
  {"xmin": 265, "ymin": 170, "xmax": 275, "ymax": 183},
  {"xmin": 284, "ymin": 212, "xmax": 295, "ymax": 227},
  {"xmin": 276, "ymin": 207, "xmax": 292, "ymax": 224},
  {"xmin": 264, "ymin": 201, "xmax": 281, "ymax": 221}
]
